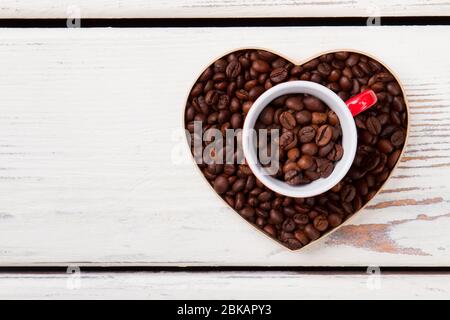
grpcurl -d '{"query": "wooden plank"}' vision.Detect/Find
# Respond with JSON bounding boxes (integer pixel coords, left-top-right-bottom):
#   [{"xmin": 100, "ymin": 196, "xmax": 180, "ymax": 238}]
[
  {"xmin": 0, "ymin": 26, "xmax": 449, "ymax": 266},
  {"xmin": 1, "ymin": 0, "xmax": 450, "ymax": 19},
  {"xmin": 0, "ymin": 271, "xmax": 449, "ymax": 299}
]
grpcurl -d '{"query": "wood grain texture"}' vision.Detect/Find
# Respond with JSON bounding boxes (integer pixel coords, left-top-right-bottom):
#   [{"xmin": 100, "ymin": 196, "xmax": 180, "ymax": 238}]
[
  {"xmin": 1, "ymin": 0, "xmax": 450, "ymax": 18},
  {"xmin": 1, "ymin": 271, "xmax": 449, "ymax": 299},
  {"xmin": 0, "ymin": 26, "xmax": 449, "ymax": 266}
]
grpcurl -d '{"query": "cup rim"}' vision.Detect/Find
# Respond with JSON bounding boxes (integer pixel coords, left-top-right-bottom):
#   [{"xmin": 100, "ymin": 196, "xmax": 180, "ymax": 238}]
[{"xmin": 242, "ymin": 80, "xmax": 358, "ymax": 198}]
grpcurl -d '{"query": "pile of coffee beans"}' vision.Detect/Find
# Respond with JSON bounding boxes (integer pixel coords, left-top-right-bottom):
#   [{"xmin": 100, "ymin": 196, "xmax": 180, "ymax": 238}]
[
  {"xmin": 258, "ymin": 93, "xmax": 343, "ymax": 185},
  {"xmin": 185, "ymin": 50, "xmax": 408, "ymax": 250}
]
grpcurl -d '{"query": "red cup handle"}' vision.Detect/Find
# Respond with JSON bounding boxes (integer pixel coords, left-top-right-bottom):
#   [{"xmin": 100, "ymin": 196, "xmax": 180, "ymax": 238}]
[{"xmin": 345, "ymin": 90, "xmax": 378, "ymax": 117}]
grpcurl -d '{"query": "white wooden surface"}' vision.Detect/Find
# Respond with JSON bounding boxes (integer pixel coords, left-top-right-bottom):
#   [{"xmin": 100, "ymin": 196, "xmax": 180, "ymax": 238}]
[
  {"xmin": 0, "ymin": 26, "xmax": 449, "ymax": 266},
  {"xmin": 1, "ymin": 271, "xmax": 449, "ymax": 299},
  {"xmin": 1, "ymin": 0, "xmax": 450, "ymax": 18}
]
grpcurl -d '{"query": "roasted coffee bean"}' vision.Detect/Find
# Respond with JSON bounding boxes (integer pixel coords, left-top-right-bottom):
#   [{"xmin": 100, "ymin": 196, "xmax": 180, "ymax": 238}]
[
  {"xmin": 284, "ymin": 169, "xmax": 299, "ymax": 181},
  {"xmin": 376, "ymin": 71, "xmax": 394, "ymax": 83},
  {"xmin": 232, "ymin": 178, "xmax": 246, "ymax": 193},
  {"xmin": 304, "ymin": 170, "xmax": 320, "ymax": 180},
  {"xmin": 213, "ymin": 175, "xmax": 229, "ymax": 194},
  {"xmin": 218, "ymin": 110, "xmax": 230, "ymax": 124},
  {"xmin": 377, "ymin": 112, "xmax": 390, "ymax": 126},
  {"xmin": 316, "ymin": 125, "xmax": 333, "ymax": 146},
  {"xmin": 392, "ymin": 96, "xmax": 405, "ymax": 112},
  {"xmin": 380, "ymin": 124, "xmax": 397, "ymax": 139},
  {"xmin": 327, "ymin": 111, "xmax": 339, "ymax": 126},
  {"xmin": 245, "ymin": 175, "xmax": 256, "ymax": 190},
  {"xmin": 328, "ymin": 69, "xmax": 341, "ymax": 83},
  {"xmin": 230, "ymin": 113, "xmax": 243, "ymax": 129},
  {"xmin": 293, "ymin": 230, "xmax": 310, "ymax": 245},
  {"xmin": 327, "ymin": 82, "xmax": 340, "ymax": 92},
  {"xmin": 236, "ymin": 89, "xmax": 249, "ymax": 101},
  {"xmin": 377, "ymin": 168, "xmax": 390, "ymax": 182},
  {"xmin": 240, "ymin": 207, "xmax": 255, "ymax": 218},
  {"xmin": 191, "ymin": 83, "xmax": 203, "ymax": 97},
  {"xmin": 298, "ymin": 126, "xmax": 316, "ymax": 143},
  {"xmin": 361, "ymin": 151, "xmax": 381, "ymax": 171},
  {"xmin": 295, "ymin": 110, "xmax": 312, "ymax": 124},
  {"xmin": 249, "ymin": 86, "xmax": 265, "ymax": 101},
  {"xmin": 272, "ymin": 58, "xmax": 287, "ymax": 68},
  {"xmin": 293, "ymin": 213, "xmax": 309, "ymax": 225},
  {"xmin": 259, "ymin": 106, "xmax": 275, "ymax": 125},
  {"xmin": 286, "ymin": 96, "xmax": 304, "ymax": 111},
  {"xmin": 303, "ymin": 59, "xmax": 320, "ymax": 70},
  {"xmin": 283, "ymin": 206, "xmax": 297, "ymax": 217},
  {"xmin": 244, "ymin": 79, "xmax": 258, "ymax": 91},
  {"xmin": 371, "ymin": 81, "xmax": 385, "ymax": 93},
  {"xmin": 283, "ymin": 161, "xmax": 298, "ymax": 174},
  {"xmin": 341, "ymin": 185, "xmax": 356, "ymax": 202},
  {"xmin": 263, "ymin": 224, "xmax": 277, "ymax": 237},
  {"xmin": 280, "ymin": 131, "xmax": 297, "ymax": 150},
  {"xmin": 327, "ymin": 214, "xmax": 342, "ymax": 228},
  {"xmin": 318, "ymin": 160, "xmax": 334, "ymax": 178},
  {"xmin": 258, "ymin": 191, "xmax": 273, "ymax": 202},
  {"xmin": 270, "ymin": 67, "xmax": 288, "ymax": 83},
  {"xmin": 255, "ymin": 216, "xmax": 265, "ymax": 227},
  {"xmin": 304, "ymin": 224, "xmax": 320, "ymax": 240},
  {"xmin": 256, "ymin": 207, "xmax": 269, "ymax": 219},
  {"xmin": 304, "ymin": 96, "xmax": 326, "ymax": 112},
  {"xmin": 186, "ymin": 50, "xmax": 408, "ymax": 249},
  {"xmin": 285, "ymin": 172, "xmax": 308, "ymax": 186},
  {"xmin": 313, "ymin": 215, "xmax": 329, "ymax": 232},
  {"xmin": 352, "ymin": 65, "xmax": 364, "ymax": 78},
  {"xmin": 282, "ymin": 218, "xmax": 296, "ymax": 232},
  {"xmin": 247, "ymin": 196, "xmax": 258, "ymax": 207},
  {"xmin": 214, "ymin": 59, "xmax": 227, "ymax": 73},
  {"xmin": 378, "ymin": 139, "xmax": 394, "ymax": 154},
  {"xmin": 355, "ymin": 179, "xmax": 369, "ymax": 196},
  {"xmin": 226, "ymin": 60, "xmax": 241, "ymax": 79},
  {"xmin": 335, "ymin": 51, "xmax": 349, "ymax": 60},
  {"xmin": 391, "ymin": 130, "xmax": 405, "ymax": 147},
  {"xmin": 346, "ymin": 53, "xmax": 360, "ymax": 66},
  {"xmin": 285, "ymin": 238, "xmax": 302, "ymax": 249},
  {"xmin": 317, "ymin": 63, "xmax": 332, "ymax": 77},
  {"xmin": 308, "ymin": 210, "xmax": 320, "ymax": 220},
  {"xmin": 260, "ymin": 202, "xmax": 272, "ymax": 211},
  {"xmin": 301, "ymin": 143, "xmax": 319, "ymax": 156},
  {"xmin": 387, "ymin": 82, "xmax": 401, "ymax": 96},
  {"xmin": 205, "ymin": 90, "xmax": 219, "ymax": 106},
  {"xmin": 207, "ymin": 164, "xmax": 224, "ymax": 175},
  {"xmin": 297, "ymin": 154, "xmax": 314, "ymax": 170},
  {"xmin": 339, "ymin": 76, "xmax": 352, "ymax": 91},
  {"xmin": 279, "ymin": 111, "xmax": 297, "ymax": 129},
  {"xmin": 331, "ymin": 144, "xmax": 344, "ymax": 161},
  {"xmin": 390, "ymin": 110, "xmax": 402, "ymax": 126},
  {"xmin": 252, "ymin": 59, "xmax": 271, "ymax": 73},
  {"xmin": 388, "ymin": 149, "xmax": 402, "ymax": 169},
  {"xmin": 257, "ymin": 50, "xmax": 278, "ymax": 62},
  {"xmin": 235, "ymin": 192, "xmax": 245, "ymax": 210},
  {"xmin": 269, "ymin": 209, "xmax": 284, "ymax": 225},
  {"xmin": 359, "ymin": 130, "xmax": 374, "ymax": 145},
  {"xmin": 300, "ymin": 72, "xmax": 311, "ymax": 80},
  {"xmin": 287, "ymin": 148, "xmax": 300, "ymax": 161},
  {"xmin": 366, "ymin": 116, "xmax": 382, "ymax": 135},
  {"xmin": 311, "ymin": 112, "xmax": 328, "ymax": 125}
]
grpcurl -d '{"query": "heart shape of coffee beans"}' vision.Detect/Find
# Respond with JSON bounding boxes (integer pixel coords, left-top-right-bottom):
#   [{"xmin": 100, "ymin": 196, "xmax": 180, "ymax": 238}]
[{"xmin": 184, "ymin": 49, "xmax": 408, "ymax": 250}]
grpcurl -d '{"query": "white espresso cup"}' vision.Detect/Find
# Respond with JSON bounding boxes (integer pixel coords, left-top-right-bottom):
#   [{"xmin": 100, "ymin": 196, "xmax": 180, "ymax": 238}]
[{"xmin": 242, "ymin": 81, "xmax": 377, "ymax": 198}]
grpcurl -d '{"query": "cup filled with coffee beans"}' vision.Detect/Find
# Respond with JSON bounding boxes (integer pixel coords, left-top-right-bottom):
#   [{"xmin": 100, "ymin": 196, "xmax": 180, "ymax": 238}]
[{"xmin": 243, "ymin": 80, "xmax": 377, "ymax": 198}]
